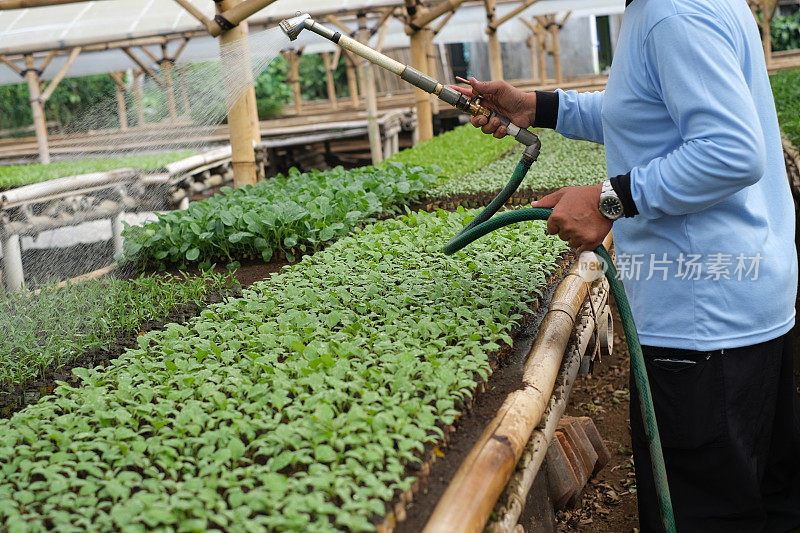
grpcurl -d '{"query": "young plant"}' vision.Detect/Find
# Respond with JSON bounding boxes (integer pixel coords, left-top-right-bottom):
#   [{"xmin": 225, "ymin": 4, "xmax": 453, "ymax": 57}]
[{"xmin": 0, "ymin": 209, "xmax": 568, "ymax": 531}]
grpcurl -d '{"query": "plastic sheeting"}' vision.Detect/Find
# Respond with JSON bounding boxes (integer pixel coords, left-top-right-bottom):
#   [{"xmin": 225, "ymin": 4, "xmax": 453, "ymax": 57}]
[{"xmin": 0, "ymin": 0, "xmax": 624, "ymax": 85}]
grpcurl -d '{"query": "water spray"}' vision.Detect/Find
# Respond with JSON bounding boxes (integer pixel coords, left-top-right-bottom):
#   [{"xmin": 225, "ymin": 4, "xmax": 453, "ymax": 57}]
[
  {"xmin": 279, "ymin": 13, "xmax": 539, "ymax": 148},
  {"xmin": 280, "ymin": 13, "xmax": 676, "ymax": 532}
]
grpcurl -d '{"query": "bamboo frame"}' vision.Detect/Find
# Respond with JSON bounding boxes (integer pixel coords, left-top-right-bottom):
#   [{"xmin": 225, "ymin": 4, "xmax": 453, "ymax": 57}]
[
  {"xmin": 748, "ymin": 0, "xmax": 780, "ymax": 66},
  {"xmin": 39, "ymin": 49, "xmax": 57, "ymax": 74},
  {"xmin": 283, "ymin": 50, "xmax": 303, "ymax": 114},
  {"xmin": 138, "ymin": 45, "xmax": 160, "ymax": 64},
  {"xmin": 216, "ymin": 0, "xmax": 259, "ymax": 187},
  {"xmin": 345, "ymin": 53, "xmax": 360, "ymax": 107},
  {"xmin": 170, "ymin": 0, "xmax": 212, "ymax": 30},
  {"xmin": 208, "ymin": 0, "xmax": 281, "ymax": 37},
  {"xmin": 358, "ymin": 12, "xmax": 383, "ymax": 164},
  {"xmin": 0, "ymin": 0, "xmax": 106, "ymax": 8},
  {"xmin": 0, "ymin": 55, "xmax": 22, "ymax": 75},
  {"xmin": 489, "ymin": 0, "xmax": 542, "ymax": 29},
  {"xmin": 40, "ymin": 46, "xmax": 81, "ymax": 102},
  {"xmin": 410, "ymin": 0, "xmax": 468, "ymax": 30},
  {"xmin": 160, "ymin": 44, "xmax": 179, "ymax": 120},
  {"xmin": 322, "ymin": 52, "xmax": 339, "ymax": 110},
  {"xmin": 132, "ymin": 69, "xmax": 145, "ymax": 125},
  {"xmin": 121, "ymin": 48, "xmax": 164, "ymax": 87},
  {"xmin": 522, "ymin": 17, "xmax": 547, "ymax": 83},
  {"xmin": 485, "ymin": 0, "xmax": 504, "ymax": 80},
  {"xmin": 424, "ymin": 235, "xmax": 613, "ymax": 532},
  {"xmin": 108, "ymin": 71, "xmax": 128, "ymax": 130},
  {"xmin": 326, "ymin": 13, "xmax": 357, "ymax": 37},
  {"xmin": 409, "ymin": 28, "xmax": 433, "ymax": 141},
  {"xmin": 23, "ymin": 54, "xmax": 50, "ymax": 164}
]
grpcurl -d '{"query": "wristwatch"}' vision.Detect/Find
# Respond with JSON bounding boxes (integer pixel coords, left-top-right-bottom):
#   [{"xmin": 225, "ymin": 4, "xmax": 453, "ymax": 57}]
[{"xmin": 598, "ymin": 180, "xmax": 624, "ymax": 220}]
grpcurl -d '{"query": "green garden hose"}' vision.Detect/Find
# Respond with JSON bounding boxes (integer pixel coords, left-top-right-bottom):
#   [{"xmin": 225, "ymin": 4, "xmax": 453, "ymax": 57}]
[{"xmin": 443, "ymin": 152, "xmax": 677, "ymax": 533}]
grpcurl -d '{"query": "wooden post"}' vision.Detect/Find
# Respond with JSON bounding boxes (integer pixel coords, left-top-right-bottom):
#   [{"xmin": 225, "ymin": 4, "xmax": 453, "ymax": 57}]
[
  {"xmin": 215, "ymin": 0, "xmax": 259, "ymax": 187},
  {"xmin": 109, "ymin": 71, "xmax": 128, "ymax": 130},
  {"xmin": 322, "ymin": 52, "xmax": 339, "ymax": 110},
  {"xmin": 285, "ymin": 50, "xmax": 303, "ymax": 114},
  {"xmin": 160, "ymin": 56, "xmax": 179, "ymax": 120},
  {"xmin": 1, "ymin": 233, "xmax": 24, "ymax": 291},
  {"xmin": 526, "ymin": 34, "xmax": 539, "ymax": 83},
  {"xmin": 358, "ymin": 12, "xmax": 383, "ymax": 164},
  {"xmin": 426, "ymin": 28, "xmax": 440, "ymax": 116},
  {"xmin": 546, "ymin": 13, "xmax": 570, "ymax": 85},
  {"xmin": 345, "ymin": 53, "xmax": 360, "ymax": 107},
  {"xmin": 485, "ymin": 0, "xmax": 504, "ymax": 81},
  {"xmin": 409, "ymin": 29, "xmax": 433, "ymax": 142},
  {"xmin": 177, "ymin": 65, "xmax": 192, "ymax": 117},
  {"xmin": 133, "ymin": 69, "xmax": 146, "ymax": 125},
  {"xmin": 39, "ymin": 46, "xmax": 81, "ymax": 103},
  {"xmin": 24, "ymin": 55, "xmax": 50, "ymax": 164}
]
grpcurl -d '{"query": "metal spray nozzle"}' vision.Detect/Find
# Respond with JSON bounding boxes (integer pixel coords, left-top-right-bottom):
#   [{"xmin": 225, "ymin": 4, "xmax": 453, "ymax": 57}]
[{"xmin": 279, "ymin": 13, "xmax": 312, "ymax": 41}]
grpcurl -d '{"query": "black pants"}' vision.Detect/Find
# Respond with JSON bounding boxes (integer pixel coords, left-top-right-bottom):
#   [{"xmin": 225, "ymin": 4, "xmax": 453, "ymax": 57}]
[{"xmin": 631, "ymin": 331, "xmax": 800, "ymax": 533}]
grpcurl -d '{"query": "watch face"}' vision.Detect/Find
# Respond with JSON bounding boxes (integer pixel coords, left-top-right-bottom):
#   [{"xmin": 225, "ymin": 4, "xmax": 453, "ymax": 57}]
[{"xmin": 600, "ymin": 197, "xmax": 623, "ymax": 219}]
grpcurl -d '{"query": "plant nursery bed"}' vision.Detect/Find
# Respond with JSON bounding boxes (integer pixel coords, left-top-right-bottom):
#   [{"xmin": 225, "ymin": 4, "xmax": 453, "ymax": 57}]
[
  {"xmin": 393, "ymin": 257, "xmax": 570, "ymax": 532},
  {"xmin": 0, "ymin": 272, "xmax": 239, "ymax": 418},
  {"xmin": 0, "ymin": 288, "xmax": 238, "ymax": 419},
  {"xmin": 0, "ymin": 209, "xmax": 571, "ymax": 531}
]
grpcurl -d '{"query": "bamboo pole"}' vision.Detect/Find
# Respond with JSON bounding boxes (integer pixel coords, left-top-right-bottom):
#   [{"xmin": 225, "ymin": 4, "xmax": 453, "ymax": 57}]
[
  {"xmin": 39, "ymin": 50, "xmax": 57, "ymax": 74},
  {"xmin": 139, "ymin": 45, "xmax": 160, "ymax": 65},
  {"xmin": 491, "ymin": 0, "xmax": 542, "ymax": 29},
  {"xmin": 375, "ymin": 11, "xmax": 394, "ymax": 52},
  {"xmin": 121, "ymin": 48, "xmax": 164, "ymax": 87},
  {"xmin": 426, "ymin": 28, "xmax": 440, "ymax": 116},
  {"xmin": 39, "ymin": 46, "xmax": 81, "ymax": 102},
  {"xmin": 208, "ymin": 0, "xmax": 281, "ymax": 37},
  {"xmin": 345, "ymin": 53, "xmax": 360, "ymax": 107},
  {"xmin": 358, "ymin": 12, "xmax": 383, "ymax": 164},
  {"xmin": 133, "ymin": 69, "xmax": 145, "ymax": 125},
  {"xmin": 177, "ymin": 65, "xmax": 192, "ymax": 117},
  {"xmin": 423, "ymin": 248, "xmax": 609, "ymax": 532},
  {"xmin": 526, "ymin": 34, "xmax": 539, "ymax": 83},
  {"xmin": 216, "ymin": 0, "xmax": 259, "ymax": 187},
  {"xmin": 409, "ymin": 28, "xmax": 433, "ymax": 142},
  {"xmin": 548, "ymin": 14, "xmax": 570, "ymax": 85},
  {"xmin": 484, "ymin": 0, "xmax": 504, "ymax": 81},
  {"xmin": 24, "ymin": 55, "xmax": 50, "ymax": 164},
  {"xmin": 0, "ymin": 0, "xmax": 100, "ymax": 8},
  {"xmin": 410, "ymin": 0, "xmax": 468, "ymax": 29},
  {"xmin": 0, "ymin": 55, "xmax": 22, "ymax": 75},
  {"xmin": 109, "ymin": 71, "xmax": 128, "ymax": 130},
  {"xmin": 322, "ymin": 52, "xmax": 339, "ymax": 110},
  {"xmin": 161, "ymin": 60, "xmax": 179, "ymax": 120},
  {"xmin": 284, "ymin": 50, "xmax": 303, "ymax": 114},
  {"xmin": 0, "ymin": 1, "xmax": 399, "ymax": 56},
  {"xmin": 535, "ymin": 21, "xmax": 547, "ymax": 83},
  {"xmin": 170, "ymin": 0, "xmax": 213, "ymax": 30}
]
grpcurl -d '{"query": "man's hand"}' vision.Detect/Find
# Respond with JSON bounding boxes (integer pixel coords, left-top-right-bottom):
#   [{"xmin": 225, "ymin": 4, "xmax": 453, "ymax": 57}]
[
  {"xmin": 449, "ymin": 77, "xmax": 536, "ymax": 139},
  {"xmin": 532, "ymin": 185, "xmax": 613, "ymax": 253}
]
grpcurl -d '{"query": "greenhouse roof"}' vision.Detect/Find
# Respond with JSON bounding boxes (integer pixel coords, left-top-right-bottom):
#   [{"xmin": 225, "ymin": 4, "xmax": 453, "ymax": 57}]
[{"xmin": 0, "ymin": 0, "xmax": 624, "ymax": 85}]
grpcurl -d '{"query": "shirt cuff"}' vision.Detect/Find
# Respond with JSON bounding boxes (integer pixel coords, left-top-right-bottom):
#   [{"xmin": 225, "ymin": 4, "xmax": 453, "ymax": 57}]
[
  {"xmin": 534, "ymin": 91, "xmax": 559, "ymax": 129},
  {"xmin": 609, "ymin": 172, "xmax": 639, "ymax": 218}
]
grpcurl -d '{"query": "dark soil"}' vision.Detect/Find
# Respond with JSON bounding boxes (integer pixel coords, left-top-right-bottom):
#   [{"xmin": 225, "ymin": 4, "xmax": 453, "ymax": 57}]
[
  {"xmin": 0, "ymin": 287, "xmax": 240, "ymax": 418},
  {"xmin": 552, "ymin": 307, "xmax": 640, "ymax": 532},
  {"xmin": 395, "ymin": 257, "xmax": 572, "ymax": 532}
]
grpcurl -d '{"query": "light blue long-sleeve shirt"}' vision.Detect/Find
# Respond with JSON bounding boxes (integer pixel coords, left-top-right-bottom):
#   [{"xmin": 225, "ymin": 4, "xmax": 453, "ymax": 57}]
[{"xmin": 555, "ymin": 0, "xmax": 796, "ymax": 350}]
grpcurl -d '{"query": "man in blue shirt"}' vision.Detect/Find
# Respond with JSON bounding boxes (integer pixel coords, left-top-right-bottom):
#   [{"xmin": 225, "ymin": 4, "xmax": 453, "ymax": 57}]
[{"xmin": 456, "ymin": 0, "xmax": 800, "ymax": 530}]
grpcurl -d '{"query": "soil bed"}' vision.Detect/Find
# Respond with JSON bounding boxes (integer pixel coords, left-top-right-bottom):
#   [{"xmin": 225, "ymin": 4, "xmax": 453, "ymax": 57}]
[
  {"xmin": 395, "ymin": 256, "xmax": 572, "ymax": 532},
  {"xmin": 0, "ymin": 286, "xmax": 241, "ymax": 418}
]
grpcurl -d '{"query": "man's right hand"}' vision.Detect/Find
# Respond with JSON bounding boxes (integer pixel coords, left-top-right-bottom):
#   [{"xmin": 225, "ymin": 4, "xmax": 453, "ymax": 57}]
[{"xmin": 449, "ymin": 77, "xmax": 537, "ymax": 139}]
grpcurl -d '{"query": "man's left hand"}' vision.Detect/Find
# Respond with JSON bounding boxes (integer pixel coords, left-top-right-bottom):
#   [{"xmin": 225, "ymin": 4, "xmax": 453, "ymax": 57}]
[{"xmin": 531, "ymin": 184, "xmax": 613, "ymax": 254}]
